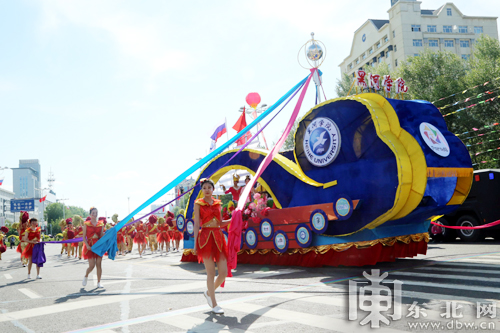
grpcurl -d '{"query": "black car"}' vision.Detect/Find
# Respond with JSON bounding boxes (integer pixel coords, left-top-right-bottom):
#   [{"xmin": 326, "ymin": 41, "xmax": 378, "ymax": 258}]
[{"xmin": 431, "ymin": 169, "xmax": 500, "ymax": 242}]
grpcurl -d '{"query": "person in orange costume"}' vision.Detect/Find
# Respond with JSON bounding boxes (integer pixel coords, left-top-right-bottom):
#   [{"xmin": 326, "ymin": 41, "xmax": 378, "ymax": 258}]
[
  {"xmin": 125, "ymin": 222, "xmax": 135, "ymax": 253},
  {"xmin": 156, "ymin": 217, "xmax": 169, "ymax": 256},
  {"xmin": 147, "ymin": 215, "xmax": 159, "ymax": 254},
  {"xmin": 64, "ymin": 218, "xmax": 75, "ymax": 258},
  {"xmin": 22, "ymin": 218, "xmax": 42, "ymax": 279},
  {"xmin": 73, "ymin": 217, "xmax": 85, "ymax": 259},
  {"xmin": 133, "ymin": 220, "xmax": 147, "ymax": 257},
  {"xmin": 16, "ymin": 211, "xmax": 30, "ymax": 266},
  {"xmin": 82, "ymin": 207, "xmax": 105, "ymax": 289},
  {"xmin": 194, "ymin": 178, "xmax": 231, "ymax": 314}
]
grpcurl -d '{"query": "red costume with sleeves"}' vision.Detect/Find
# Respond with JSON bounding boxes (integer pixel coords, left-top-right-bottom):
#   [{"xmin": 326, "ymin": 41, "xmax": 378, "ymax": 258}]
[
  {"xmin": 195, "ymin": 198, "xmax": 228, "ymax": 263},
  {"xmin": 157, "ymin": 224, "xmax": 170, "ymax": 243},
  {"xmin": 117, "ymin": 228, "xmax": 125, "ymax": 245},
  {"xmin": 83, "ymin": 220, "xmax": 104, "ymax": 260},
  {"xmin": 21, "ymin": 227, "xmax": 41, "ymax": 259},
  {"xmin": 133, "ymin": 223, "xmax": 147, "ymax": 244}
]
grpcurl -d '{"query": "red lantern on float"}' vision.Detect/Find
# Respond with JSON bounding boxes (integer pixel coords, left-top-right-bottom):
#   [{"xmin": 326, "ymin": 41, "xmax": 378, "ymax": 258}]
[{"xmin": 246, "ymin": 92, "xmax": 261, "ymax": 109}]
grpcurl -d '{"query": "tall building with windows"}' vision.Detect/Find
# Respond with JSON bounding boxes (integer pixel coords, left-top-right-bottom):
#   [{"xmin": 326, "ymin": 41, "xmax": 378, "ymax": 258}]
[
  {"xmin": 339, "ymin": 1, "xmax": 498, "ymax": 77},
  {"xmin": 12, "ymin": 159, "xmax": 43, "ymax": 221}
]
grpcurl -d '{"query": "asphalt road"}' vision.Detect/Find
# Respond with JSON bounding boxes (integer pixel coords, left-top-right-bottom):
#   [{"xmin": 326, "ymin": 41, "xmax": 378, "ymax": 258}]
[{"xmin": 1, "ymin": 239, "xmax": 499, "ymax": 333}]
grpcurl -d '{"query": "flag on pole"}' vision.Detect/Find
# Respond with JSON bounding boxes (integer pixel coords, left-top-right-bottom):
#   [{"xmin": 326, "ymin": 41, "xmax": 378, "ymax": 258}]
[
  {"xmin": 66, "ymin": 206, "xmax": 70, "ymax": 210},
  {"xmin": 233, "ymin": 110, "xmax": 252, "ymax": 146},
  {"xmin": 0, "ymin": 177, "xmax": 3, "ymax": 186},
  {"xmin": 209, "ymin": 119, "xmax": 227, "ymax": 152},
  {"xmin": 39, "ymin": 195, "xmax": 47, "ymax": 203}
]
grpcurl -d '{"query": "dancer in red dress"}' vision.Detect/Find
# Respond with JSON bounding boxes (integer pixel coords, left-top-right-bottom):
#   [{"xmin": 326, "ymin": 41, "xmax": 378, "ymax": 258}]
[
  {"xmin": 167, "ymin": 211, "xmax": 183, "ymax": 252},
  {"xmin": 147, "ymin": 215, "xmax": 159, "ymax": 254},
  {"xmin": 156, "ymin": 217, "xmax": 169, "ymax": 256},
  {"xmin": 117, "ymin": 225, "xmax": 126, "ymax": 256},
  {"xmin": 133, "ymin": 220, "xmax": 147, "ymax": 257},
  {"xmin": 125, "ymin": 222, "xmax": 135, "ymax": 253},
  {"xmin": 22, "ymin": 218, "xmax": 42, "ymax": 279},
  {"xmin": 82, "ymin": 207, "xmax": 105, "ymax": 289},
  {"xmin": 194, "ymin": 178, "xmax": 231, "ymax": 314},
  {"xmin": 0, "ymin": 226, "xmax": 8, "ymax": 260},
  {"xmin": 221, "ymin": 174, "xmax": 242, "ymax": 202}
]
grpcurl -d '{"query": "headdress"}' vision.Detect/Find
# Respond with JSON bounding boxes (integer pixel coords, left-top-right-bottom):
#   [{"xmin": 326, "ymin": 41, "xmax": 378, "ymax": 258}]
[
  {"xmin": 167, "ymin": 211, "xmax": 175, "ymax": 219},
  {"xmin": 0, "ymin": 226, "xmax": 9, "ymax": 233},
  {"xmin": 66, "ymin": 218, "xmax": 73, "ymax": 225},
  {"xmin": 59, "ymin": 218, "xmax": 66, "ymax": 228},
  {"xmin": 73, "ymin": 215, "xmax": 84, "ymax": 227},
  {"xmin": 200, "ymin": 178, "xmax": 215, "ymax": 188},
  {"xmin": 20, "ymin": 211, "xmax": 30, "ymax": 224},
  {"xmin": 158, "ymin": 217, "xmax": 165, "ymax": 225},
  {"xmin": 89, "ymin": 206, "xmax": 97, "ymax": 213},
  {"xmin": 233, "ymin": 174, "xmax": 240, "ymax": 182},
  {"xmin": 85, "ymin": 216, "xmax": 91, "ymax": 221},
  {"xmin": 149, "ymin": 215, "xmax": 157, "ymax": 224},
  {"xmin": 98, "ymin": 217, "xmax": 107, "ymax": 224},
  {"xmin": 112, "ymin": 214, "xmax": 119, "ymax": 223}
]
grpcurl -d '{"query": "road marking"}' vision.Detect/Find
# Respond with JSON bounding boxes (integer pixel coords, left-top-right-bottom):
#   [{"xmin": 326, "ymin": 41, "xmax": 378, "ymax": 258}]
[
  {"xmin": 0, "ymin": 281, "xmax": 206, "ymax": 323},
  {"xmin": 120, "ymin": 265, "xmax": 133, "ymax": 333},
  {"xmin": 457, "ymin": 258, "xmax": 500, "ymax": 263},
  {"xmin": 432, "ymin": 261, "xmax": 500, "ymax": 268},
  {"xmin": 389, "ymin": 271, "xmax": 500, "ymax": 283},
  {"xmin": 157, "ymin": 314, "xmax": 250, "ymax": 333},
  {"xmin": 18, "ymin": 289, "xmax": 41, "ymax": 299},
  {"xmin": 223, "ymin": 302, "xmax": 406, "ymax": 333},
  {"xmin": 236, "ymin": 268, "xmax": 301, "ymax": 279},
  {"xmin": 376, "ymin": 279, "xmax": 500, "ymax": 294},
  {"xmin": 416, "ymin": 266, "xmax": 500, "ymax": 275},
  {"xmin": 0, "ymin": 309, "xmax": 35, "ymax": 333},
  {"xmin": 4, "ymin": 274, "xmax": 12, "ymax": 279}
]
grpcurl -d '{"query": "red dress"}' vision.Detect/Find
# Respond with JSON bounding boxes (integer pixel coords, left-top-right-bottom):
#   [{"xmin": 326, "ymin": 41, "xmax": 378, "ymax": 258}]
[
  {"xmin": 195, "ymin": 198, "xmax": 228, "ymax": 263},
  {"xmin": 174, "ymin": 225, "xmax": 184, "ymax": 241},
  {"xmin": 157, "ymin": 224, "xmax": 170, "ymax": 243},
  {"xmin": 117, "ymin": 228, "xmax": 124, "ymax": 244},
  {"xmin": 83, "ymin": 221, "xmax": 104, "ymax": 260},
  {"xmin": 133, "ymin": 223, "xmax": 147, "ymax": 244},
  {"xmin": 21, "ymin": 227, "xmax": 41, "ymax": 259}
]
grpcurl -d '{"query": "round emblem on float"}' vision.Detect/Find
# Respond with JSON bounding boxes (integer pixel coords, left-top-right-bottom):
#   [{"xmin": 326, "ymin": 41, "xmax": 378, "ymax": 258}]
[
  {"xmin": 295, "ymin": 224, "xmax": 312, "ymax": 248},
  {"xmin": 186, "ymin": 219, "xmax": 194, "ymax": 237},
  {"xmin": 273, "ymin": 231, "xmax": 289, "ymax": 253},
  {"xmin": 303, "ymin": 117, "xmax": 341, "ymax": 167},
  {"xmin": 419, "ymin": 122, "xmax": 450, "ymax": 157},
  {"xmin": 310, "ymin": 209, "xmax": 328, "ymax": 233},
  {"xmin": 260, "ymin": 219, "xmax": 274, "ymax": 241},
  {"xmin": 333, "ymin": 195, "xmax": 353, "ymax": 221},
  {"xmin": 176, "ymin": 214, "xmax": 186, "ymax": 232},
  {"xmin": 245, "ymin": 227, "xmax": 258, "ymax": 249}
]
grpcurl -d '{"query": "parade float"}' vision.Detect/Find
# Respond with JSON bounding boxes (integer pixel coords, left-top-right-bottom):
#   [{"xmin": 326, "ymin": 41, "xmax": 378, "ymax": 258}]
[{"xmin": 176, "ymin": 34, "xmax": 474, "ymax": 267}]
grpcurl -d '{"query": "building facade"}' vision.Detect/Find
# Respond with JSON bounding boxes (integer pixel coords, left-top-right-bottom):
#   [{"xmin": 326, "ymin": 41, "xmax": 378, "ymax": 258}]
[
  {"xmin": 12, "ymin": 159, "xmax": 44, "ymax": 222},
  {"xmin": 0, "ymin": 187, "xmax": 15, "ymax": 225},
  {"xmin": 339, "ymin": 1, "xmax": 498, "ymax": 77}
]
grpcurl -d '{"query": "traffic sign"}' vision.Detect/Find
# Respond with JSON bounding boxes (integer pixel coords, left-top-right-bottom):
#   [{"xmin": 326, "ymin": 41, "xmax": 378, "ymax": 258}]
[{"xmin": 10, "ymin": 199, "xmax": 35, "ymax": 212}]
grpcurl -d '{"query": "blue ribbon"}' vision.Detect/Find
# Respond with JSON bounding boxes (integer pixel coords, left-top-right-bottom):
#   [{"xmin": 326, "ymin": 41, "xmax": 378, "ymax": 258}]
[{"xmin": 92, "ymin": 75, "xmax": 310, "ymax": 259}]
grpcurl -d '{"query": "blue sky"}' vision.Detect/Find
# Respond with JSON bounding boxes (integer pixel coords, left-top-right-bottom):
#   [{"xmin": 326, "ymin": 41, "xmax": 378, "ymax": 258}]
[{"xmin": 1, "ymin": 0, "xmax": 498, "ymax": 219}]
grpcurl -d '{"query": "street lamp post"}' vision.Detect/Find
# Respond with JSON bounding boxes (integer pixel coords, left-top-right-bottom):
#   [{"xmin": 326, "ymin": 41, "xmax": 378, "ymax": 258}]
[{"xmin": 57, "ymin": 198, "xmax": 69, "ymax": 219}]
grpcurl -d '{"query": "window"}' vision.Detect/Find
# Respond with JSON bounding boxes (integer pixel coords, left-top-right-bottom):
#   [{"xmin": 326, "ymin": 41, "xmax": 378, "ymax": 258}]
[
  {"xmin": 356, "ymin": 59, "xmax": 360, "ymax": 64},
  {"xmin": 393, "ymin": 30, "xmax": 396, "ymax": 38},
  {"xmin": 411, "ymin": 24, "xmax": 421, "ymax": 32},
  {"xmin": 384, "ymin": 36, "xmax": 389, "ymax": 43},
  {"xmin": 395, "ymin": 59, "xmax": 398, "ymax": 67},
  {"xmin": 352, "ymin": 73, "xmax": 355, "ymax": 78},
  {"xmin": 460, "ymin": 40, "xmax": 470, "ymax": 48},
  {"xmin": 388, "ymin": 64, "xmax": 392, "ymax": 70},
  {"xmin": 461, "ymin": 54, "xmax": 471, "ymax": 60},
  {"xmin": 414, "ymin": 54, "xmax": 419, "ymax": 57},
  {"xmin": 474, "ymin": 26, "xmax": 483, "ymax": 34},
  {"xmin": 444, "ymin": 39, "xmax": 454, "ymax": 47},
  {"xmin": 386, "ymin": 51, "xmax": 391, "ymax": 58},
  {"xmin": 427, "ymin": 25, "xmax": 437, "ymax": 33},
  {"xmin": 413, "ymin": 39, "xmax": 423, "ymax": 47},
  {"xmin": 458, "ymin": 26, "xmax": 468, "ymax": 33},
  {"xmin": 350, "ymin": 64, "xmax": 353, "ymax": 69},
  {"xmin": 369, "ymin": 48, "xmax": 373, "ymax": 54},
  {"xmin": 443, "ymin": 25, "xmax": 452, "ymax": 33},
  {"xmin": 372, "ymin": 62, "xmax": 376, "ymax": 67},
  {"xmin": 362, "ymin": 54, "xmax": 366, "ymax": 59},
  {"xmin": 377, "ymin": 42, "xmax": 381, "ymax": 48},
  {"xmin": 394, "ymin": 45, "xmax": 397, "ymax": 52},
  {"xmin": 447, "ymin": 8, "xmax": 452, "ymax": 16},
  {"xmin": 429, "ymin": 39, "xmax": 439, "ymax": 47}
]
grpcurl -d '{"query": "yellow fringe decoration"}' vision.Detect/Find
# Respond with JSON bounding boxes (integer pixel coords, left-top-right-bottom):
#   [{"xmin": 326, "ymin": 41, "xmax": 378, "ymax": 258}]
[
  {"xmin": 182, "ymin": 233, "xmax": 429, "ymax": 257},
  {"xmin": 427, "ymin": 167, "xmax": 473, "ymax": 178}
]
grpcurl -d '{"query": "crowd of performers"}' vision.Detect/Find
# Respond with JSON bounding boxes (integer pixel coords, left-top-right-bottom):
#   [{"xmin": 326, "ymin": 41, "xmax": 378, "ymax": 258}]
[{"xmin": 0, "ymin": 173, "xmax": 260, "ymax": 314}]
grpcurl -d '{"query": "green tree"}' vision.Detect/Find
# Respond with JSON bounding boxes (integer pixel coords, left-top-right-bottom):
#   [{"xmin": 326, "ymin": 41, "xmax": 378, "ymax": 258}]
[
  {"xmin": 335, "ymin": 73, "xmax": 354, "ymax": 98},
  {"xmin": 280, "ymin": 121, "xmax": 299, "ymax": 152}
]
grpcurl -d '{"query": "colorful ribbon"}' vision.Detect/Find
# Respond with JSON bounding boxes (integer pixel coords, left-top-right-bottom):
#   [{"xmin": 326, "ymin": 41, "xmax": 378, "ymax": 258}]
[
  {"xmin": 227, "ymin": 68, "xmax": 315, "ymax": 279},
  {"xmin": 431, "ymin": 219, "xmax": 500, "ymax": 230},
  {"xmin": 432, "ymin": 77, "xmax": 500, "ymax": 103},
  {"xmin": 91, "ymin": 74, "xmax": 311, "ymax": 259}
]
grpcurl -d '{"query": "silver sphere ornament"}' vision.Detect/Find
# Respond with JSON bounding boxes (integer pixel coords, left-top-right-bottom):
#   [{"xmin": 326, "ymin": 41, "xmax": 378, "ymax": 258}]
[{"xmin": 307, "ymin": 43, "xmax": 323, "ymax": 61}]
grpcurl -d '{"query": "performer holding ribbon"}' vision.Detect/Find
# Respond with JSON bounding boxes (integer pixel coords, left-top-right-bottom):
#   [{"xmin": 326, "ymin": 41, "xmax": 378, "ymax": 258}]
[
  {"xmin": 82, "ymin": 207, "xmax": 105, "ymax": 289},
  {"xmin": 22, "ymin": 218, "xmax": 42, "ymax": 279},
  {"xmin": 133, "ymin": 220, "xmax": 147, "ymax": 257},
  {"xmin": 194, "ymin": 178, "xmax": 231, "ymax": 314}
]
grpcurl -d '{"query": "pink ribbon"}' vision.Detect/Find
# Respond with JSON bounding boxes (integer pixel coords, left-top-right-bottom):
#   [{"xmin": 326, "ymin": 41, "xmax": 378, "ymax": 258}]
[
  {"xmin": 430, "ymin": 219, "xmax": 500, "ymax": 230},
  {"xmin": 226, "ymin": 69, "xmax": 315, "ymax": 280}
]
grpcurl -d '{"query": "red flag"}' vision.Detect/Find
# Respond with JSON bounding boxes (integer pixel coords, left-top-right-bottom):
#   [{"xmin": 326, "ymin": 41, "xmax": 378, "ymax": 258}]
[
  {"xmin": 232, "ymin": 109, "xmax": 247, "ymax": 133},
  {"xmin": 39, "ymin": 195, "xmax": 47, "ymax": 203}
]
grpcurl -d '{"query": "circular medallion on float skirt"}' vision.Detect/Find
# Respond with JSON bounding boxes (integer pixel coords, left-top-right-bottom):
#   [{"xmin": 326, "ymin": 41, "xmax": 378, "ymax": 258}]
[
  {"xmin": 310, "ymin": 209, "xmax": 328, "ymax": 234},
  {"xmin": 186, "ymin": 219, "xmax": 194, "ymax": 237},
  {"xmin": 245, "ymin": 227, "xmax": 258, "ymax": 249},
  {"xmin": 260, "ymin": 219, "xmax": 274, "ymax": 241},
  {"xmin": 295, "ymin": 223, "xmax": 312, "ymax": 248},
  {"xmin": 176, "ymin": 214, "xmax": 186, "ymax": 232},
  {"xmin": 273, "ymin": 231, "xmax": 289, "ymax": 253}
]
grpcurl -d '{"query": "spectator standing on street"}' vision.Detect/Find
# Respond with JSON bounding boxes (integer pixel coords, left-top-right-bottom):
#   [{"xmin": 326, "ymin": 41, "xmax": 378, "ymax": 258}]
[
  {"xmin": 194, "ymin": 178, "xmax": 231, "ymax": 314},
  {"xmin": 82, "ymin": 207, "xmax": 105, "ymax": 289}
]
